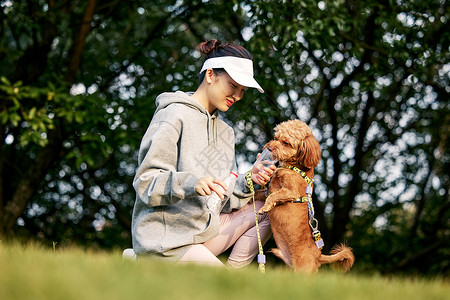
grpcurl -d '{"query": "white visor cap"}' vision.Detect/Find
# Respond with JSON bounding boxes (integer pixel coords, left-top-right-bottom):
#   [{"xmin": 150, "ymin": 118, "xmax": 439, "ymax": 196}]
[{"xmin": 200, "ymin": 56, "xmax": 264, "ymax": 93}]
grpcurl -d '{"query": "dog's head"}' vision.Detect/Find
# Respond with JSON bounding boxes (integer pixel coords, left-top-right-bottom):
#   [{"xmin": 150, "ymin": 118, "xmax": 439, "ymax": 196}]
[{"xmin": 265, "ymin": 119, "xmax": 321, "ymax": 169}]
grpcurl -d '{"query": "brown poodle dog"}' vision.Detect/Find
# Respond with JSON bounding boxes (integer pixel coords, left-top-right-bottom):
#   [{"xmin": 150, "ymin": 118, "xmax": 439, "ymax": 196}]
[{"xmin": 255, "ymin": 119, "xmax": 354, "ymax": 273}]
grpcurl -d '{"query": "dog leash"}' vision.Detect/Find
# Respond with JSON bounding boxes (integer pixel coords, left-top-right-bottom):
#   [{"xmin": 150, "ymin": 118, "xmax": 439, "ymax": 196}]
[
  {"xmin": 283, "ymin": 166, "xmax": 325, "ymax": 250},
  {"xmin": 245, "ymin": 170, "xmax": 266, "ymax": 274}
]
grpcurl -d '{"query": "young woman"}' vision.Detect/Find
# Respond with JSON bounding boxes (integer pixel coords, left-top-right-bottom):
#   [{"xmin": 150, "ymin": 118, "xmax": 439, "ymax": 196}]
[{"xmin": 130, "ymin": 40, "xmax": 275, "ymax": 267}]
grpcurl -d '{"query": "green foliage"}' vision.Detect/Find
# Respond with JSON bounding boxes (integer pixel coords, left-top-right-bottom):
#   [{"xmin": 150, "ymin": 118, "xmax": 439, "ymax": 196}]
[
  {"xmin": 0, "ymin": 77, "xmax": 54, "ymax": 147},
  {"xmin": 0, "ymin": 0, "xmax": 448, "ymax": 276},
  {"xmin": 1, "ymin": 0, "xmax": 251, "ymax": 250},
  {"xmin": 238, "ymin": 0, "xmax": 449, "ymax": 275}
]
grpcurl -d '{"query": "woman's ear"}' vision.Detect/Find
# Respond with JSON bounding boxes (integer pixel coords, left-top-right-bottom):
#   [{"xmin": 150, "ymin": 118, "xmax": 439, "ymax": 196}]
[
  {"xmin": 297, "ymin": 135, "xmax": 322, "ymax": 168},
  {"xmin": 205, "ymin": 69, "xmax": 214, "ymax": 84}
]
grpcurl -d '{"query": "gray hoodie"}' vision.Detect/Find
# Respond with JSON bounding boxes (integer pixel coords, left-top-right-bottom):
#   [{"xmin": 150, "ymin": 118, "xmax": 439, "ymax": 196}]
[{"xmin": 131, "ymin": 91, "xmax": 253, "ymax": 261}]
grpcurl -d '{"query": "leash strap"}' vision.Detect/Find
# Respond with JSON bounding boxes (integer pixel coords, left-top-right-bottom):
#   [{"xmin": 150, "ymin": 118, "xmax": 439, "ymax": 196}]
[{"xmin": 246, "ymin": 170, "xmax": 266, "ymax": 274}]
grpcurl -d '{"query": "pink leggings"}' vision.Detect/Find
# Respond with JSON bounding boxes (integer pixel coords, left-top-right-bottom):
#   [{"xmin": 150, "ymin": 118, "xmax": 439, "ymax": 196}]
[{"xmin": 178, "ymin": 201, "xmax": 272, "ymax": 268}]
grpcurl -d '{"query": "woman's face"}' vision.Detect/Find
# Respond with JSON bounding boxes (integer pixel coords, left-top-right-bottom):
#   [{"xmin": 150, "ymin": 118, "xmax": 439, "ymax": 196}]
[{"xmin": 206, "ymin": 70, "xmax": 247, "ymax": 113}]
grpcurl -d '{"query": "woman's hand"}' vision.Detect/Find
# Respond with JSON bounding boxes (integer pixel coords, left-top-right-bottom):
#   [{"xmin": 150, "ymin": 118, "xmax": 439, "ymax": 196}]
[
  {"xmin": 252, "ymin": 152, "xmax": 276, "ymax": 186},
  {"xmin": 195, "ymin": 177, "xmax": 227, "ymax": 199},
  {"xmin": 252, "ymin": 164, "xmax": 276, "ymax": 186}
]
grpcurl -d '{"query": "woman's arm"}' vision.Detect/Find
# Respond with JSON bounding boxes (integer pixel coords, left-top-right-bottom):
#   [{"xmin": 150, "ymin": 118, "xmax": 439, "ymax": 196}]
[{"xmin": 133, "ymin": 121, "xmax": 199, "ymax": 207}]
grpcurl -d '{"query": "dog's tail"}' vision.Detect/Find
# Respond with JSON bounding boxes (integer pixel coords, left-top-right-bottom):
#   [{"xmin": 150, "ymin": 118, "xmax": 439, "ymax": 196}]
[{"xmin": 319, "ymin": 244, "xmax": 355, "ymax": 272}]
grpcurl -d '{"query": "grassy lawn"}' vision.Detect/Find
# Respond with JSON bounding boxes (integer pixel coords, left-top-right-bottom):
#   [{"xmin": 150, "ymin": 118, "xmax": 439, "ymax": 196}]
[{"xmin": 0, "ymin": 242, "xmax": 448, "ymax": 300}]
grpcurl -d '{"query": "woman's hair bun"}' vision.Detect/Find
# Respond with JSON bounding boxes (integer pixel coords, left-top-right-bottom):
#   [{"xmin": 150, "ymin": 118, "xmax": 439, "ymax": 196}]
[{"xmin": 198, "ymin": 40, "xmax": 222, "ymax": 55}]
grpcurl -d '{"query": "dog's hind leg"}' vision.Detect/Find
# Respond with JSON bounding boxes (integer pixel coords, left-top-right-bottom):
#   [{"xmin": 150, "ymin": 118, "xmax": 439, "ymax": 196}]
[
  {"xmin": 271, "ymin": 248, "xmax": 292, "ymax": 268},
  {"xmin": 292, "ymin": 255, "xmax": 319, "ymax": 273},
  {"xmin": 270, "ymin": 233, "xmax": 293, "ymax": 268}
]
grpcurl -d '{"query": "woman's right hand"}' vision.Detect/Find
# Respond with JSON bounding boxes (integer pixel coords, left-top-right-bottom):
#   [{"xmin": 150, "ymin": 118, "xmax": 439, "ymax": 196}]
[{"xmin": 195, "ymin": 177, "xmax": 227, "ymax": 199}]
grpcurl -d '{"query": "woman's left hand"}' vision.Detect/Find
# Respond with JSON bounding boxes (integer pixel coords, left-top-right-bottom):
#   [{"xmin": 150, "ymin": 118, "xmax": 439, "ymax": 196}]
[{"xmin": 251, "ymin": 164, "xmax": 276, "ymax": 186}]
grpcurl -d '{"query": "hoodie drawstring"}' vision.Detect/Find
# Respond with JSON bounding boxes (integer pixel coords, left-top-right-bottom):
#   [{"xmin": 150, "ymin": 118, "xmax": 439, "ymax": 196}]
[
  {"xmin": 212, "ymin": 115, "xmax": 218, "ymax": 148},
  {"xmin": 207, "ymin": 113, "xmax": 218, "ymax": 148}
]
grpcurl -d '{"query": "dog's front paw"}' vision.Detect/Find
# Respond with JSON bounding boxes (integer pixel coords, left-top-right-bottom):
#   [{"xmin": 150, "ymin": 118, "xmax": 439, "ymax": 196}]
[{"xmin": 258, "ymin": 202, "xmax": 275, "ymax": 214}]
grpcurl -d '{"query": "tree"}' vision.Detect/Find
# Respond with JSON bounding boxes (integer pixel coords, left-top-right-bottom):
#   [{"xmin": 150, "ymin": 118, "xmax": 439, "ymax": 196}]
[
  {"xmin": 0, "ymin": 0, "xmax": 247, "ymax": 246},
  {"xmin": 0, "ymin": 0, "xmax": 448, "ymax": 275},
  {"xmin": 235, "ymin": 0, "xmax": 449, "ymax": 274}
]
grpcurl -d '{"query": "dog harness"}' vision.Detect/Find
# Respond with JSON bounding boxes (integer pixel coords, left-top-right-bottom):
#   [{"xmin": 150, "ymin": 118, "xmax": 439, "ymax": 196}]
[{"xmin": 283, "ymin": 166, "xmax": 325, "ymax": 250}]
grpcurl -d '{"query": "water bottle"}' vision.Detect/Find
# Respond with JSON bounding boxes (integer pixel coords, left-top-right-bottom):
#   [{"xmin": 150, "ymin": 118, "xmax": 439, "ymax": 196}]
[{"xmin": 206, "ymin": 171, "xmax": 238, "ymax": 214}]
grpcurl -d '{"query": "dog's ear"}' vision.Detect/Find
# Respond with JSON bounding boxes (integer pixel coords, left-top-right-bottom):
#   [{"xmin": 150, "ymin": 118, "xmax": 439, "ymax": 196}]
[{"xmin": 297, "ymin": 134, "xmax": 321, "ymax": 168}]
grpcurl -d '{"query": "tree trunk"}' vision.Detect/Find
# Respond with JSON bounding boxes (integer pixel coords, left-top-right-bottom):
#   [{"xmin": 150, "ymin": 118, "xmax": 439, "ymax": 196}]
[
  {"xmin": 0, "ymin": 129, "xmax": 64, "ymax": 236},
  {"xmin": 64, "ymin": 0, "xmax": 98, "ymax": 84},
  {"xmin": 328, "ymin": 6, "xmax": 378, "ymax": 247}
]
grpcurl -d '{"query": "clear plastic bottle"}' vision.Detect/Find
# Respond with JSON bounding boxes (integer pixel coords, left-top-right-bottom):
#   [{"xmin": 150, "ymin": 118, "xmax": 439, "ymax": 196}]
[{"xmin": 206, "ymin": 171, "xmax": 238, "ymax": 214}]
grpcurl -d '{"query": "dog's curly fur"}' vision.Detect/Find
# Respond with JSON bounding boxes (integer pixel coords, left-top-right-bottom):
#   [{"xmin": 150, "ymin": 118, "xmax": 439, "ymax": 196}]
[{"xmin": 255, "ymin": 119, "xmax": 355, "ymax": 273}]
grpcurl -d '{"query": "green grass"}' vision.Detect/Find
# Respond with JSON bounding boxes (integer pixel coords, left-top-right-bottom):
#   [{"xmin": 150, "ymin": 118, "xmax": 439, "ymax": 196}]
[{"xmin": 0, "ymin": 242, "xmax": 448, "ymax": 300}]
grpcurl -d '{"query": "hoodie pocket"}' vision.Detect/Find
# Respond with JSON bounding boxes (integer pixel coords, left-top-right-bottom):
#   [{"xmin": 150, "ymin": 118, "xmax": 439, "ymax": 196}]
[{"xmin": 193, "ymin": 212, "xmax": 219, "ymax": 243}]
